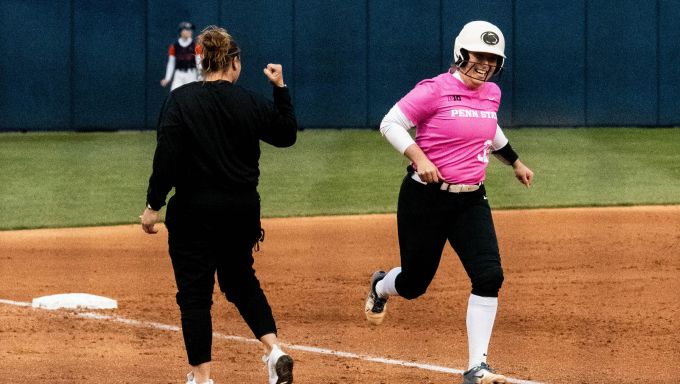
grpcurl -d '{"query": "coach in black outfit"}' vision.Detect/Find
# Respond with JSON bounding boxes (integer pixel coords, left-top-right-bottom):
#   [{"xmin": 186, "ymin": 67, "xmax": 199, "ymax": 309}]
[{"xmin": 141, "ymin": 26, "xmax": 295, "ymax": 384}]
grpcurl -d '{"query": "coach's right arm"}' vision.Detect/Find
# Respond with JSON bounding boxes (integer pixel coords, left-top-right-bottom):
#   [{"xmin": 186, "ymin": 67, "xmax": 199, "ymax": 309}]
[{"xmin": 142, "ymin": 96, "xmax": 183, "ymax": 234}]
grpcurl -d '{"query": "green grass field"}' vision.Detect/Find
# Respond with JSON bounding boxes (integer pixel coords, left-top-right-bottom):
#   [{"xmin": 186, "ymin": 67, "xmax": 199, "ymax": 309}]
[{"xmin": 1, "ymin": 128, "xmax": 678, "ymax": 230}]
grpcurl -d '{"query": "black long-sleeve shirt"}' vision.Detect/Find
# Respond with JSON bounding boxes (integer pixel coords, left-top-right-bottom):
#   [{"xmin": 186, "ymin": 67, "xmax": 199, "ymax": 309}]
[{"xmin": 146, "ymin": 81, "xmax": 297, "ymax": 210}]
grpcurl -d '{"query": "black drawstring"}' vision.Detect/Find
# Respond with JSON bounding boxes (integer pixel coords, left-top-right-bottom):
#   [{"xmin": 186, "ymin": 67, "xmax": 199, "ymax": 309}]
[{"xmin": 253, "ymin": 228, "xmax": 265, "ymax": 252}]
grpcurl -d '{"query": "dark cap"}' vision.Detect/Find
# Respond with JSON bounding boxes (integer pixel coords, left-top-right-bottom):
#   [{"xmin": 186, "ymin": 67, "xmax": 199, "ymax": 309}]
[{"xmin": 178, "ymin": 21, "xmax": 195, "ymax": 32}]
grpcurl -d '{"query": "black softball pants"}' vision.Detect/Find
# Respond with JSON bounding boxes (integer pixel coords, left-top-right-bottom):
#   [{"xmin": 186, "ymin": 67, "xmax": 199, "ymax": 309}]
[
  {"xmin": 395, "ymin": 175, "xmax": 504, "ymax": 299},
  {"xmin": 165, "ymin": 192, "xmax": 276, "ymax": 366}
]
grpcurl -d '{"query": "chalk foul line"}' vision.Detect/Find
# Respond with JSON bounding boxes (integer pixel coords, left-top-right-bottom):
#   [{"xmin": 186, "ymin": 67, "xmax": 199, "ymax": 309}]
[{"xmin": 0, "ymin": 298, "xmax": 542, "ymax": 384}]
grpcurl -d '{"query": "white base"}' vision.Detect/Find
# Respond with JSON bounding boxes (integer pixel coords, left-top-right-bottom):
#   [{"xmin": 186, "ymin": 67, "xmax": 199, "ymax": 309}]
[{"xmin": 31, "ymin": 293, "xmax": 117, "ymax": 310}]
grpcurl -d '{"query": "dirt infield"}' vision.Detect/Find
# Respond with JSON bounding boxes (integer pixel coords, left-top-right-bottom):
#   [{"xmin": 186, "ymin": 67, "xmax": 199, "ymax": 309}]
[{"xmin": 1, "ymin": 206, "xmax": 678, "ymax": 383}]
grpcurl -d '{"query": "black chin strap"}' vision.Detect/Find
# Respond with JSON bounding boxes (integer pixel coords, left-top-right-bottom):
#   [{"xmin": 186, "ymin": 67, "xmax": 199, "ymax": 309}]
[{"xmin": 457, "ymin": 62, "xmax": 499, "ymax": 82}]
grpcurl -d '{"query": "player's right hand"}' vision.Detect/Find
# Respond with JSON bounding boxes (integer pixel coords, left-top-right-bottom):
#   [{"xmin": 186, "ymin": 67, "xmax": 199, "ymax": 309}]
[
  {"xmin": 160, "ymin": 79, "xmax": 169, "ymax": 87},
  {"xmin": 414, "ymin": 158, "xmax": 443, "ymax": 184},
  {"xmin": 404, "ymin": 144, "xmax": 443, "ymax": 184},
  {"xmin": 140, "ymin": 207, "xmax": 160, "ymax": 234}
]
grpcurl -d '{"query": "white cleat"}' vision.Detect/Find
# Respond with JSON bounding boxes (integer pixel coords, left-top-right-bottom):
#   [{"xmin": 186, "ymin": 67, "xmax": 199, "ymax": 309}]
[
  {"xmin": 185, "ymin": 372, "xmax": 214, "ymax": 384},
  {"xmin": 263, "ymin": 345, "xmax": 294, "ymax": 384}
]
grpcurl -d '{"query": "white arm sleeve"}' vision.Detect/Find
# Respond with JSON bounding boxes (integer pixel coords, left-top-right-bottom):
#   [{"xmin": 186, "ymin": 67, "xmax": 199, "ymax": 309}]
[
  {"xmin": 380, "ymin": 104, "xmax": 416, "ymax": 155},
  {"xmin": 491, "ymin": 124, "xmax": 509, "ymax": 151},
  {"xmin": 195, "ymin": 54, "xmax": 203, "ymax": 80},
  {"xmin": 164, "ymin": 56, "xmax": 176, "ymax": 82}
]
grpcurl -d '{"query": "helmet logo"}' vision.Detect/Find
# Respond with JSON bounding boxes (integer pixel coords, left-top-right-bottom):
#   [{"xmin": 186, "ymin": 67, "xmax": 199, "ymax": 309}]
[{"xmin": 481, "ymin": 31, "xmax": 499, "ymax": 45}]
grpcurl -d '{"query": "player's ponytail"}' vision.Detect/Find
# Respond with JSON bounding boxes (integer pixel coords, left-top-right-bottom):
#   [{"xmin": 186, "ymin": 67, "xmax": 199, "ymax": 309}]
[{"xmin": 197, "ymin": 26, "xmax": 240, "ymax": 76}]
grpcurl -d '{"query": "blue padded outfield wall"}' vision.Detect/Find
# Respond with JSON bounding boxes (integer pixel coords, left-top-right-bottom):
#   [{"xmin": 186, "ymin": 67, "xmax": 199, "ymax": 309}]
[{"xmin": 1, "ymin": 0, "xmax": 679, "ymax": 131}]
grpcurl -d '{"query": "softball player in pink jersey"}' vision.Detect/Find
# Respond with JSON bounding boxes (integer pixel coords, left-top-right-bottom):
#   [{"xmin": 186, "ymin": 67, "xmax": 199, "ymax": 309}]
[{"xmin": 364, "ymin": 21, "xmax": 534, "ymax": 384}]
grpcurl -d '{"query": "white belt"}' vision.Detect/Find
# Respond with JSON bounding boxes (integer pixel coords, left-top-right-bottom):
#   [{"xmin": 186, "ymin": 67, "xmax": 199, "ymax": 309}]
[
  {"xmin": 439, "ymin": 182, "xmax": 480, "ymax": 193},
  {"xmin": 411, "ymin": 173, "xmax": 481, "ymax": 193}
]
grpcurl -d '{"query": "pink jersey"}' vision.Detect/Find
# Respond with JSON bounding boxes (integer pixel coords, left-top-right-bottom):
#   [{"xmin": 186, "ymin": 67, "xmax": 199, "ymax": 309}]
[{"xmin": 398, "ymin": 72, "xmax": 501, "ymax": 184}]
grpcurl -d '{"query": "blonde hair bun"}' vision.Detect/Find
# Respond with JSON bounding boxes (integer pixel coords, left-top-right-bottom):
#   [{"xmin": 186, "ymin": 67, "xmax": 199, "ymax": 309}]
[{"xmin": 197, "ymin": 25, "xmax": 240, "ymax": 74}]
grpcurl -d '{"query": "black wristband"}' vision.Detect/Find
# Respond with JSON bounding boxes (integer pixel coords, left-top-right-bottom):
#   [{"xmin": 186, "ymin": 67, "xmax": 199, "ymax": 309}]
[{"xmin": 492, "ymin": 142, "xmax": 519, "ymax": 165}]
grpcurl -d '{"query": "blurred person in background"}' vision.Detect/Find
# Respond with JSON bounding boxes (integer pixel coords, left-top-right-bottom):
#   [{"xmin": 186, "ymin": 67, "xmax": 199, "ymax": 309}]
[{"xmin": 161, "ymin": 21, "xmax": 201, "ymax": 90}]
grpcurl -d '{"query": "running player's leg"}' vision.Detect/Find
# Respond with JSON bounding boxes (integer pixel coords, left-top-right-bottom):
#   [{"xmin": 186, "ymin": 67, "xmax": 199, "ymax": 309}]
[
  {"xmin": 447, "ymin": 188, "xmax": 506, "ymax": 382},
  {"xmin": 447, "ymin": 191, "xmax": 503, "ymax": 299},
  {"xmin": 374, "ymin": 177, "xmax": 448, "ymax": 302}
]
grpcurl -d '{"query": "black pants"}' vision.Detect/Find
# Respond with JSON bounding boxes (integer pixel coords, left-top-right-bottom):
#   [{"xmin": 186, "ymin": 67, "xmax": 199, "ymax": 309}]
[
  {"xmin": 165, "ymin": 191, "xmax": 276, "ymax": 366},
  {"xmin": 395, "ymin": 175, "xmax": 504, "ymax": 299}
]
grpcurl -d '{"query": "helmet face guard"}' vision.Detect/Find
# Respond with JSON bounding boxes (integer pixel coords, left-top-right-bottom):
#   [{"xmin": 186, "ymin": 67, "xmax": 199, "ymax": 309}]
[
  {"xmin": 453, "ymin": 21, "xmax": 506, "ymax": 78},
  {"xmin": 455, "ymin": 48, "xmax": 504, "ymax": 76},
  {"xmin": 455, "ymin": 49, "xmax": 502, "ymax": 82}
]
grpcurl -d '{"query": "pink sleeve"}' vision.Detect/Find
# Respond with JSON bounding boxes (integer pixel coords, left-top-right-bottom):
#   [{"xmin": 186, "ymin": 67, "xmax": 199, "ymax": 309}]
[
  {"xmin": 485, "ymin": 82, "xmax": 502, "ymax": 107},
  {"xmin": 396, "ymin": 79, "xmax": 439, "ymax": 125}
]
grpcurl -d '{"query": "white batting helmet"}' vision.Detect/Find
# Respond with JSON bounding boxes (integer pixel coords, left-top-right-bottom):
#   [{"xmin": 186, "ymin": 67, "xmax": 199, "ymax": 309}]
[{"xmin": 453, "ymin": 20, "xmax": 506, "ymax": 74}]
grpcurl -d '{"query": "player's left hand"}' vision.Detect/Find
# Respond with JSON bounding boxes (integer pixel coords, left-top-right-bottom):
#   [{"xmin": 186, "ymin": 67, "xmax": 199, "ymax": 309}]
[
  {"xmin": 140, "ymin": 207, "xmax": 161, "ymax": 234},
  {"xmin": 512, "ymin": 160, "xmax": 534, "ymax": 188},
  {"xmin": 263, "ymin": 64, "xmax": 285, "ymax": 87}
]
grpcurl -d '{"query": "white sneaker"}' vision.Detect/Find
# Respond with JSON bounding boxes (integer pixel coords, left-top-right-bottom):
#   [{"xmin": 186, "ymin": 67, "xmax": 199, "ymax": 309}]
[
  {"xmin": 186, "ymin": 372, "xmax": 214, "ymax": 384},
  {"xmin": 262, "ymin": 345, "xmax": 294, "ymax": 384}
]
